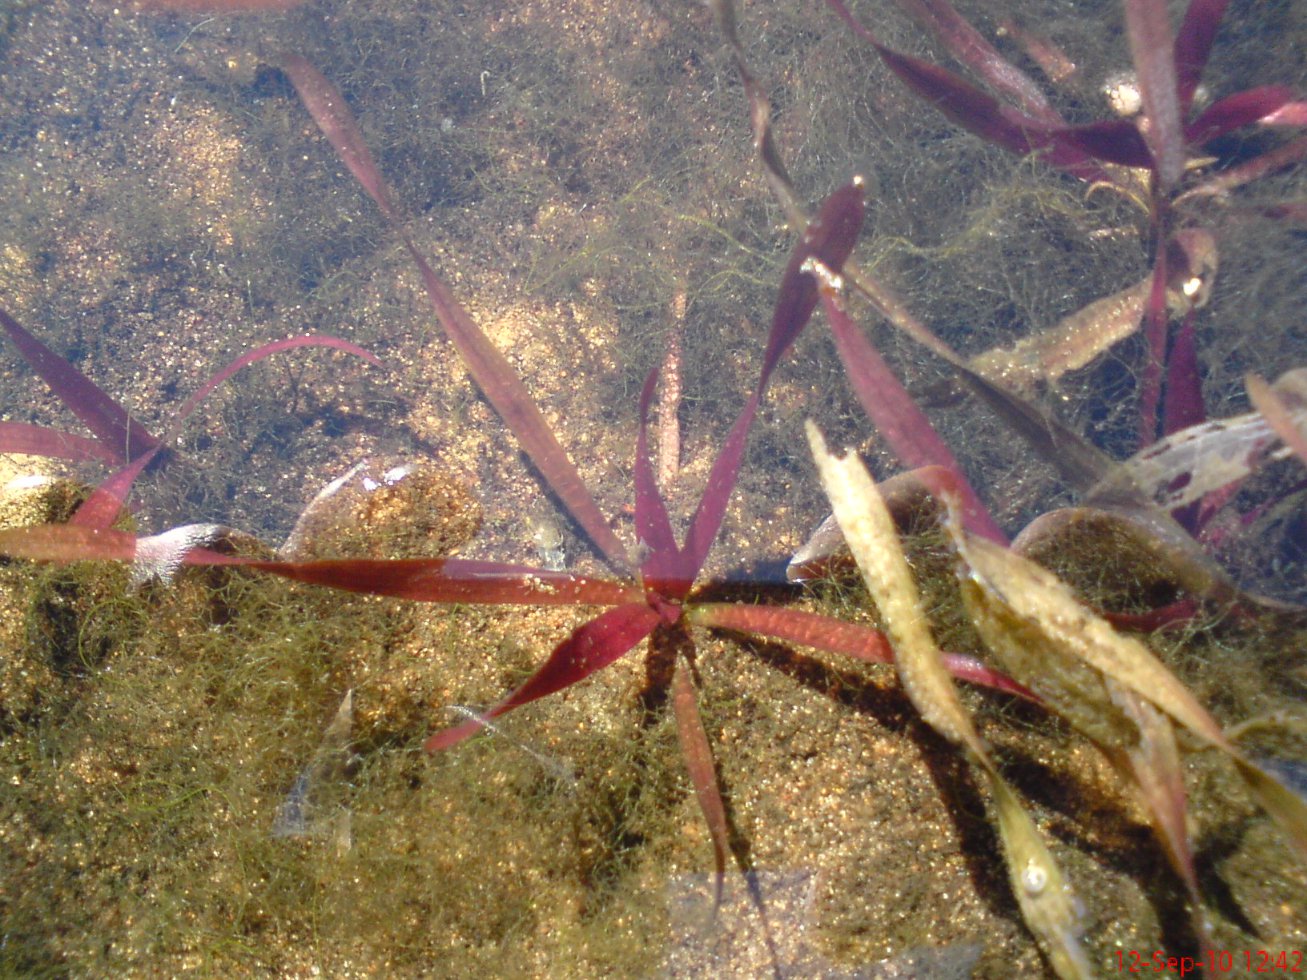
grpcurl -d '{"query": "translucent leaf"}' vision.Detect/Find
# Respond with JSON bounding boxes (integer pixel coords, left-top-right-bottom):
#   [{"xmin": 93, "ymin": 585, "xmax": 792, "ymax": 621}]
[
  {"xmin": 805, "ymin": 422, "xmax": 1089, "ymax": 978},
  {"xmin": 945, "ymin": 506, "xmax": 1307, "ymax": 858}
]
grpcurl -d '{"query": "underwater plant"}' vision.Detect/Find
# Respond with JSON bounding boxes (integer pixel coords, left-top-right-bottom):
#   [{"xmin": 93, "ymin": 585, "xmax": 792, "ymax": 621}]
[
  {"xmin": 0, "ymin": 301, "xmax": 380, "ymax": 530},
  {"xmin": 2, "ymin": 1, "xmax": 1305, "ymax": 975},
  {"xmin": 0, "ymin": 148, "xmax": 1025, "ymax": 894},
  {"xmin": 710, "ymin": 0, "xmax": 1307, "ymax": 970}
]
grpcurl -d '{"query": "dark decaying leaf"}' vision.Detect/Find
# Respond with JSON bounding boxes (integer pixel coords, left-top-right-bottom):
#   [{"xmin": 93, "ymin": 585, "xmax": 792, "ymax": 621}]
[
  {"xmin": 1247, "ymin": 369, "xmax": 1307, "ymax": 467},
  {"xmin": 1108, "ymin": 683, "xmax": 1206, "ymax": 943},
  {"xmin": 708, "ymin": 0, "xmax": 806, "ymax": 230},
  {"xmin": 806, "ymin": 424, "xmax": 1090, "ymax": 979},
  {"xmin": 950, "ymin": 514, "xmax": 1307, "ymax": 859}
]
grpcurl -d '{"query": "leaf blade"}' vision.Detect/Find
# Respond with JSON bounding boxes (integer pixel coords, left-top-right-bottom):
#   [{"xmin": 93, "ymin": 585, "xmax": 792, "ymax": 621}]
[{"xmin": 423, "ymin": 602, "xmax": 660, "ymax": 751}]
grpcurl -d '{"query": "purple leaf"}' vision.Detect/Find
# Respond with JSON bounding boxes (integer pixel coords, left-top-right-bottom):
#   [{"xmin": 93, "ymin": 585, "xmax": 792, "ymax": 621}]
[
  {"xmin": 878, "ymin": 46, "xmax": 1115, "ymax": 180},
  {"xmin": 893, "ymin": 0, "xmax": 1059, "ymax": 124},
  {"xmin": 673, "ymin": 395, "xmax": 760, "ymax": 594},
  {"xmin": 423, "ymin": 602, "xmax": 661, "ymax": 751},
  {"xmin": 0, "ymin": 304, "xmax": 162, "ymax": 465},
  {"xmin": 1124, "ymin": 0, "xmax": 1186, "ymax": 187},
  {"xmin": 280, "ymin": 52, "xmax": 631, "ymax": 573},
  {"xmin": 1051, "ymin": 119, "xmax": 1153, "ymax": 169},
  {"xmin": 873, "ymin": 45, "xmax": 1039, "ymax": 157},
  {"xmin": 634, "ymin": 364, "xmax": 684, "ymax": 593},
  {"xmin": 1174, "ymin": 0, "xmax": 1231, "ymax": 111},
  {"xmin": 825, "ymin": 1, "xmax": 1111, "ymax": 182},
  {"xmin": 678, "ymin": 181, "xmax": 865, "ymax": 584},
  {"xmin": 1185, "ymin": 85, "xmax": 1293, "ymax": 146},
  {"xmin": 0, "ymin": 422, "xmax": 118, "ymax": 464},
  {"xmin": 685, "ymin": 602, "xmax": 1036, "ymax": 700},
  {"xmin": 811, "ymin": 265, "xmax": 1006, "ymax": 544}
]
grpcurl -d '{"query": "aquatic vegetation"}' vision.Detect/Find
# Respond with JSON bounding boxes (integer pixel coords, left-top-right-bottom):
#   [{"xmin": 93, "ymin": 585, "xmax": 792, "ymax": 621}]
[
  {"xmin": 0, "ymin": 301, "xmax": 379, "ymax": 528},
  {"xmin": 1, "ymin": 0, "xmax": 1305, "ymax": 975},
  {"xmin": 825, "ymin": 0, "xmax": 1304, "ymax": 474},
  {"xmin": 0, "ymin": 171, "xmax": 1025, "ymax": 894},
  {"xmin": 719, "ymin": 0, "xmax": 1307, "ymax": 970}
]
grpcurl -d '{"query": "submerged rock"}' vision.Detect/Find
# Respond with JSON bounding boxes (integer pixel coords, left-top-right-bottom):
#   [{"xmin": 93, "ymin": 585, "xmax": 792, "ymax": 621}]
[{"xmin": 281, "ymin": 456, "xmax": 482, "ymax": 561}]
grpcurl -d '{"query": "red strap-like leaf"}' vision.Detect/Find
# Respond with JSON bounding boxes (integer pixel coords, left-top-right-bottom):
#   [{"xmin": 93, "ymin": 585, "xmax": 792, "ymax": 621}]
[
  {"xmin": 238, "ymin": 556, "xmax": 642, "ymax": 606},
  {"xmin": 0, "ymin": 522, "xmax": 642, "ymax": 605},
  {"xmin": 759, "ymin": 181, "xmax": 867, "ymax": 386},
  {"xmin": 0, "ymin": 422, "xmax": 118, "ymax": 464},
  {"xmin": 671, "ymin": 652, "xmax": 730, "ymax": 910},
  {"xmin": 1185, "ymin": 85, "xmax": 1293, "ymax": 146},
  {"xmin": 1261, "ymin": 102, "xmax": 1307, "ymax": 127},
  {"xmin": 1124, "ymin": 0, "xmax": 1186, "ymax": 188},
  {"xmin": 1182, "ymin": 135, "xmax": 1307, "ymax": 200},
  {"xmin": 677, "ymin": 181, "xmax": 866, "ymax": 586},
  {"xmin": 70, "ymin": 446, "xmax": 164, "ymax": 529},
  {"xmin": 279, "ymin": 53, "xmax": 631, "ymax": 573},
  {"xmin": 276, "ymin": 54, "xmax": 400, "ymax": 223},
  {"xmin": 1174, "ymin": 0, "xmax": 1231, "ymax": 112},
  {"xmin": 69, "ymin": 335, "xmax": 382, "ymax": 530},
  {"xmin": 893, "ymin": 0, "xmax": 1059, "ymax": 124},
  {"xmin": 634, "ymin": 364, "xmax": 683, "ymax": 592},
  {"xmin": 0, "ymin": 523, "xmax": 140, "ymax": 563},
  {"xmin": 423, "ymin": 602, "xmax": 661, "ymax": 751},
  {"xmin": 0, "ymin": 304, "xmax": 163, "ymax": 465},
  {"xmin": 812, "ymin": 266, "xmax": 1006, "ymax": 544},
  {"xmin": 685, "ymin": 602, "xmax": 1036, "ymax": 700},
  {"xmin": 825, "ymin": 1, "xmax": 1110, "ymax": 182}
]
